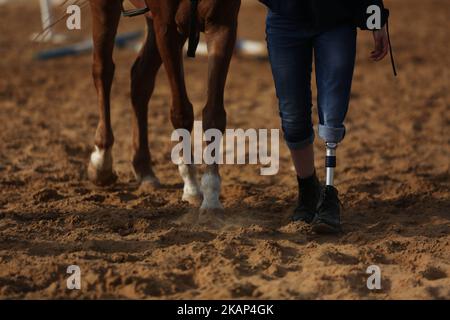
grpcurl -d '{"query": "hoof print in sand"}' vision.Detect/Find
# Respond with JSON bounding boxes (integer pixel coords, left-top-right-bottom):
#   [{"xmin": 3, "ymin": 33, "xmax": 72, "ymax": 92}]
[
  {"xmin": 420, "ymin": 266, "xmax": 447, "ymax": 281},
  {"xmin": 33, "ymin": 188, "xmax": 64, "ymax": 203},
  {"xmin": 83, "ymin": 194, "xmax": 106, "ymax": 203}
]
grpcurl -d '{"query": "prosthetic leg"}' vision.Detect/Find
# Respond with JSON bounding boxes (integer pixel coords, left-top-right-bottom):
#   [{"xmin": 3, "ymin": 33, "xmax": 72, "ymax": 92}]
[
  {"xmin": 325, "ymin": 142, "xmax": 337, "ymax": 186},
  {"xmin": 311, "ymin": 141, "xmax": 342, "ymax": 233}
]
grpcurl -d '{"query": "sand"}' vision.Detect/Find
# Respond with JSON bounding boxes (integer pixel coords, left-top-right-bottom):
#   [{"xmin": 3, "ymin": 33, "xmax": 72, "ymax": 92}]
[{"xmin": 0, "ymin": 0, "xmax": 449, "ymax": 299}]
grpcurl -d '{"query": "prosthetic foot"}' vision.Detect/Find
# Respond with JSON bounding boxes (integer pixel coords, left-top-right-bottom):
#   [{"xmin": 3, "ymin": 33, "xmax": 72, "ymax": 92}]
[{"xmin": 312, "ymin": 142, "xmax": 342, "ymax": 234}]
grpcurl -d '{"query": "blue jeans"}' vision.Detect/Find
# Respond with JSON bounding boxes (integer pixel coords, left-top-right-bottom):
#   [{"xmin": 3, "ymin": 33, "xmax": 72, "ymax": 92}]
[{"xmin": 266, "ymin": 11, "xmax": 357, "ymax": 149}]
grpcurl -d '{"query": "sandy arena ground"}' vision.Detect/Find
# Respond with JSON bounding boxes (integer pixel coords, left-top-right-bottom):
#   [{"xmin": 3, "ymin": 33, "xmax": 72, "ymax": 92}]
[{"xmin": 0, "ymin": 0, "xmax": 449, "ymax": 299}]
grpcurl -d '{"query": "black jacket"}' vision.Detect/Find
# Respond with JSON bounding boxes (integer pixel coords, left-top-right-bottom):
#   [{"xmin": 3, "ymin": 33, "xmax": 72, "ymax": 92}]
[{"xmin": 260, "ymin": 0, "xmax": 389, "ymax": 30}]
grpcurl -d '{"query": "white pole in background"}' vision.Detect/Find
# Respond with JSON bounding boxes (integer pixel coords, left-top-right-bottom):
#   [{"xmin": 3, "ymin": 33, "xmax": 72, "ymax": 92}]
[
  {"xmin": 40, "ymin": 0, "xmax": 54, "ymax": 40},
  {"xmin": 32, "ymin": 0, "xmax": 66, "ymax": 43}
]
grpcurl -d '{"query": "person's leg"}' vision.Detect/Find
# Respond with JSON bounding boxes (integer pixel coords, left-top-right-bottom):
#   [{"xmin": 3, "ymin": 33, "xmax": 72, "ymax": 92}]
[
  {"xmin": 312, "ymin": 24, "xmax": 357, "ymax": 233},
  {"xmin": 266, "ymin": 12, "xmax": 321, "ymax": 223},
  {"xmin": 290, "ymin": 144, "xmax": 314, "ymax": 179},
  {"xmin": 266, "ymin": 14, "xmax": 315, "ymax": 153}
]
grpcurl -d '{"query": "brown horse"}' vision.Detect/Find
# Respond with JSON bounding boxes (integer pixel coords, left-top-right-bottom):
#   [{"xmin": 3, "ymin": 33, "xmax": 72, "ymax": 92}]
[{"xmin": 87, "ymin": 0, "xmax": 241, "ymax": 212}]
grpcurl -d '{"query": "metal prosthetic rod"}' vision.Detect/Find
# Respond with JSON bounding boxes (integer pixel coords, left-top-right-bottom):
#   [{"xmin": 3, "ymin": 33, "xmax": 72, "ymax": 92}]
[{"xmin": 325, "ymin": 142, "xmax": 338, "ymax": 186}]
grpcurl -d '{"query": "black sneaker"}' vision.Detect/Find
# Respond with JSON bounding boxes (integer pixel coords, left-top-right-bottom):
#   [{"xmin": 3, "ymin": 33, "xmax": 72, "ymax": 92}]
[
  {"xmin": 292, "ymin": 173, "xmax": 321, "ymax": 224},
  {"xmin": 312, "ymin": 185, "xmax": 342, "ymax": 234}
]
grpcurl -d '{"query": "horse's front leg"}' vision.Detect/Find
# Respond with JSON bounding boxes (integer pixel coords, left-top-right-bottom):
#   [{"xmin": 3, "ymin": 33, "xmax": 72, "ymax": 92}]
[
  {"xmin": 87, "ymin": 0, "xmax": 121, "ymax": 186},
  {"xmin": 152, "ymin": 12, "xmax": 202, "ymax": 205},
  {"xmin": 200, "ymin": 20, "xmax": 238, "ymax": 213}
]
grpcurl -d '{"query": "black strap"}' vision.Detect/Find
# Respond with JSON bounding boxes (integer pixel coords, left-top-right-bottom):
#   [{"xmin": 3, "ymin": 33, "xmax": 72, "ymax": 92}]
[
  {"xmin": 121, "ymin": 2, "xmax": 150, "ymax": 18},
  {"xmin": 386, "ymin": 20, "xmax": 397, "ymax": 77},
  {"xmin": 325, "ymin": 156, "xmax": 337, "ymax": 168},
  {"xmin": 187, "ymin": 0, "xmax": 200, "ymax": 58}
]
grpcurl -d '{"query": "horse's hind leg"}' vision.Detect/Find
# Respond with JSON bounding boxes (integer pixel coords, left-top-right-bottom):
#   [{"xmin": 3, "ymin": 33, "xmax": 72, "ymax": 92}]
[
  {"xmin": 130, "ymin": 17, "xmax": 162, "ymax": 188},
  {"xmin": 87, "ymin": 0, "xmax": 121, "ymax": 186}
]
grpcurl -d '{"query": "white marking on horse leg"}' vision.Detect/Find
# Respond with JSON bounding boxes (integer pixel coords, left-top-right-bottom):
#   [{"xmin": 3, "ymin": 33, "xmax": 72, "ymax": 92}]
[
  {"xmin": 88, "ymin": 146, "xmax": 117, "ymax": 185},
  {"xmin": 179, "ymin": 163, "xmax": 202, "ymax": 204},
  {"xmin": 200, "ymin": 171, "xmax": 223, "ymax": 210},
  {"xmin": 90, "ymin": 146, "xmax": 113, "ymax": 172}
]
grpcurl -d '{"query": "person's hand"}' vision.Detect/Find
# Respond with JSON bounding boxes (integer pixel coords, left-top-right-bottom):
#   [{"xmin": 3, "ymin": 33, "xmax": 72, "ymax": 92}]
[{"xmin": 371, "ymin": 25, "xmax": 389, "ymax": 61}]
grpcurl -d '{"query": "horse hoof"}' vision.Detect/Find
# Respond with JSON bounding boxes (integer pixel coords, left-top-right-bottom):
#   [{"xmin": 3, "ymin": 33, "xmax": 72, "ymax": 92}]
[
  {"xmin": 182, "ymin": 193, "xmax": 203, "ymax": 207},
  {"xmin": 137, "ymin": 175, "xmax": 161, "ymax": 193},
  {"xmin": 87, "ymin": 162, "xmax": 117, "ymax": 186}
]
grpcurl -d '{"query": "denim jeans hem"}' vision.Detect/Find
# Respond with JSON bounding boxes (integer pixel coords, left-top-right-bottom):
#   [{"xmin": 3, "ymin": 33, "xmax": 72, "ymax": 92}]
[
  {"xmin": 318, "ymin": 125, "xmax": 345, "ymax": 143},
  {"xmin": 285, "ymin": 132, "xmax": 315, "ymax": 150}
]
